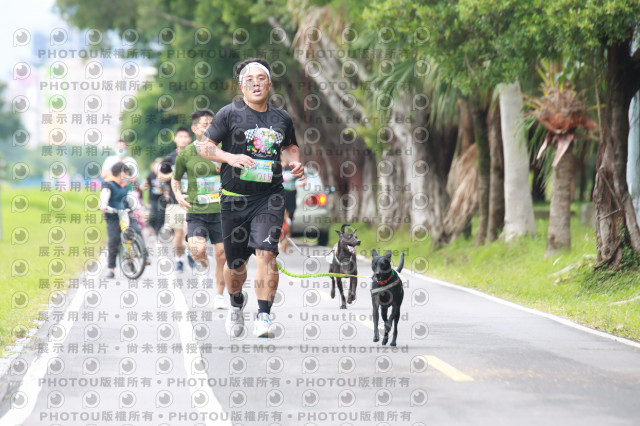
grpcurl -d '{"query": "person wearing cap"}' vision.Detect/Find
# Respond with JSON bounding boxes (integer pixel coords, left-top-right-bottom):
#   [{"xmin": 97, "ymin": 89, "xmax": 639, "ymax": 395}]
[{"xmin": 195, "ymin": 57, "xmax": 305, "ymax": 338}]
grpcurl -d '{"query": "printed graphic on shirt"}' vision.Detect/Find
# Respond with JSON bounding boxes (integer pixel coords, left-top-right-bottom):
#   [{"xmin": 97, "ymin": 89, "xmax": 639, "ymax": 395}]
[
  {"xmin": 181, "ymin": 175, "xmax": 221, "ymax": 204},
  {"xmin": 245, "ymin": 126, "xmax": 284, "ymax": 157}
]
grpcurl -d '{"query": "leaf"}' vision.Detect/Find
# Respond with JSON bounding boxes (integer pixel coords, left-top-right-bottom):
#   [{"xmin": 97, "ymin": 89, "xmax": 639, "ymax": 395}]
[{"xmin": 551, "ymin": 132, "xmax": 575, "ymax": 168}]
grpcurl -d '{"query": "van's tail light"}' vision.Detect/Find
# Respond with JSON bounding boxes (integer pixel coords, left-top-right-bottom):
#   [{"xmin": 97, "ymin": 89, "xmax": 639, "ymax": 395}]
[{"xmin": 305, "ymin": 193, "xmax": 327, "ymax": 207}]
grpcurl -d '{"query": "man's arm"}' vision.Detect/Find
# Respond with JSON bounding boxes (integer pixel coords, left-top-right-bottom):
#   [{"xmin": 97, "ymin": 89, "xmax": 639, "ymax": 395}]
[
  {"xmin": 196, "ymin": 135, "xmax": 255, "ymax": 169},
  {"xmin": 156, "ymin": 158, "xmax": 174, "ymax": 182},
  {"xmin": 171, "ymin": 176, "xmax": 191, "ymax": 209},
  {"xmin": 282, "ymin": 144, "xmax": 305, "ymax": 179},
  {"xmin": 157, "ymin": 169, "xmax": 173, "ymax": 182}
]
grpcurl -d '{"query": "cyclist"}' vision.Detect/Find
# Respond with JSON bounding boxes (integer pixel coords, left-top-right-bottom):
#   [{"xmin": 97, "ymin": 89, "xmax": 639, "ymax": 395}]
[{"xmin": 99, "ymin": 161, "xmax": 148, "ymax": 279}]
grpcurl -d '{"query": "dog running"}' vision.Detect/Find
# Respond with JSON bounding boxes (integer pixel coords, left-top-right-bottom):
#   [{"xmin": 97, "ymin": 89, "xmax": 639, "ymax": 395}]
[
  {"xmin": 371, "ymin": 249, "xmax": 404, "ymax": 346},
  {"xmin": 329, "ymin": 223, "xmax": 361, "ymax": 309}
]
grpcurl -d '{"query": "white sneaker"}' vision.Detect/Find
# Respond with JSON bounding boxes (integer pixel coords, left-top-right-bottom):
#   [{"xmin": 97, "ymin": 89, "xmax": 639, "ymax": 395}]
[
  {"xmin": 253, "ymin": 312, "xmax": 275, "ymax": 338},
  {"xmin": 213, "ymin": 294, "xmax": 227, "ymax": 309},
  {"xmin": 225, "ymin": 291, "xmax": 247, "ymax": 337}
]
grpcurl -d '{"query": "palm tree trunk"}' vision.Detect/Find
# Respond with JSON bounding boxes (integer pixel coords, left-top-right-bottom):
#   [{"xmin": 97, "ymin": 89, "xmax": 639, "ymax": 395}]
[
  {"xmin": 546, "ymin": 150, "xmax": 573, "ymax": 254},
  {"xmin": 471, "ymin": 97, "xmax": 490, "ymax": 245},
  {"xmin": 457, "ymin": 99, "xmax": 474, "ymax": 154},
  {"xmin": 487, "ymin": 102, "xmax": 504, "ymax": 242},
  {"xmin": 499, "ymin": 82, "xmax": 537, "ymax": 241}
]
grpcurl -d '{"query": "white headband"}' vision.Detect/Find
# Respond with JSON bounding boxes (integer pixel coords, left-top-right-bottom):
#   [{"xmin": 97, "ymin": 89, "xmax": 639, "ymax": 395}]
[{"xmin": 238, "ymin": 62, "xmax": 271, "ymax": 84}]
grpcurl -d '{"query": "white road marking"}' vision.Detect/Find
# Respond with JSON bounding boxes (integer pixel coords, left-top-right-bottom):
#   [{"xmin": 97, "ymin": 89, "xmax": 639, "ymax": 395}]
[
  {"xmin": 0, "ymin": 260, "xmax": 94, "ymax": 424},
  {"xmin": 392, "ymin": 262, "xmax": 640, "ymax": 350},
  {"xmin": 167, "ymin": 269, "xmax": 231, "ymax": 426},
  {"xmin": 318, "ymin": 289, "xmax": 333, "ymax": 301}
]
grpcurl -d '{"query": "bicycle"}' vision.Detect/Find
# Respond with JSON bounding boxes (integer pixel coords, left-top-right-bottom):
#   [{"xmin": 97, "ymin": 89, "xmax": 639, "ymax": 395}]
[{"xmin": 114, "ymin": 208, "xmax": 148, "ymax": 279}]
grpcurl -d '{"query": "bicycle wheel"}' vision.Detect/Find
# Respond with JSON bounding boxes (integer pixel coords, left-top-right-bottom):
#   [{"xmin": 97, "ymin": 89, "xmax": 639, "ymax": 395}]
[{"xmin": 119, "ymin": 234, "xmax": 146, "ymax": 279}]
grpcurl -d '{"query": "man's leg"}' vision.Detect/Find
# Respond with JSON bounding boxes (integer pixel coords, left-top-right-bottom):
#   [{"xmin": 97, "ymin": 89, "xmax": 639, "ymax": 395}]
[
  {"xmin": 174, "ymin": 228, "xmax": 185, "ymax": 258},
  {"xmin": 254, "ymin": 249, "xmax": 278, "ymax": 314},
  {"xmin": 187, "ymin": 236, "xmax": 208, "ymax": 267},
  {"xmin": 165, "ymin": 204, "xmax": 186, "ymax": 270},
  {"xmin": 248, "ymin": 201, "xmax": 284, "ymax": 338},
  {"xmin": 214, "ymin": 242, "xmax": 226, "ymax": 296},
  {"xmin": 224, "ymin": 259, "xmax": 247, "ymax": 297},
  {"xmin": 220, "ymin": 198, "xmax": 253, "ymax": 336}
]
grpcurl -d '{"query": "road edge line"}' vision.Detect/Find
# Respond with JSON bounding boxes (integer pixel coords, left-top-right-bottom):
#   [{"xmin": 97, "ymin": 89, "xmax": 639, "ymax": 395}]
[{"xmin": 354, "ymin": 253, "xmax": 640, "ymax": 350}]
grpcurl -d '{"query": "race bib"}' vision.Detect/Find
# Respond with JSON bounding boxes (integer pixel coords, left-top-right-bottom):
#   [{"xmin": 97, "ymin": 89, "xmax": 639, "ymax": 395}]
[
  {"xmin": 182, "ymin": 176, "xmax": 221, "ymax": 204},
  {"xmin": 240, "ymin": 159, "xmax": 273, "ymax": 183}
]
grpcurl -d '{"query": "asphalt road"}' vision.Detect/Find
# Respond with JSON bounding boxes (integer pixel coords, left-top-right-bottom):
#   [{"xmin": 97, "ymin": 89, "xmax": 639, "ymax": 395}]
[{"xmin": 1, "ymin": 239, "xmax": 639, "ymax": 426}]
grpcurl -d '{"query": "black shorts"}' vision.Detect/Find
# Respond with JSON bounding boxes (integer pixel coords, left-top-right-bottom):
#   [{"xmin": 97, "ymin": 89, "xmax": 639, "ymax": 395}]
[
  {"xmin": 221, "ymin": 188, "xmax": 285, "ymax": 269},
  {"xmin": 186, "ymin": 212, "xmax": 223, "ymax": 244}
]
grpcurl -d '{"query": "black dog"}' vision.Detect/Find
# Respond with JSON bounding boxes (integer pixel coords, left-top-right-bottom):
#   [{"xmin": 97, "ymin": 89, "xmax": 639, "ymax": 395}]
[
  {"xmin": 329, "ymin": 224, "xmax": 361, "ymax": 309},
  {"xmin": 371, "ymin": 249, "xmax": 404, "ymax": 346}
]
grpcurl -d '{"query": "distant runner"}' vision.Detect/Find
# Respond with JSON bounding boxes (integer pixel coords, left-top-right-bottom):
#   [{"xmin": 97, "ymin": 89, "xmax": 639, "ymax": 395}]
[{"xmin": 171, "ymin": 109, "xmax": 227, "ymax": 310}]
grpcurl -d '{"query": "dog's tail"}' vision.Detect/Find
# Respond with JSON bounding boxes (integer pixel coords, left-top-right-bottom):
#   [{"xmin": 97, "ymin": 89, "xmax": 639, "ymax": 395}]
[{"xmin": 396, "ymin": 252, "xmax": 404, "ymax": 273}]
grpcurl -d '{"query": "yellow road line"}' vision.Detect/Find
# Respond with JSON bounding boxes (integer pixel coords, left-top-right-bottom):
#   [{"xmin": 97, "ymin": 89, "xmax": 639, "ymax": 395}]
[
  {"xmin": 423, "ymin": 355, "xmax": 474, "ymax": 382},
  {"xmin": 317, "ymin": 291, "xmax": 473, "ymax": 382}
]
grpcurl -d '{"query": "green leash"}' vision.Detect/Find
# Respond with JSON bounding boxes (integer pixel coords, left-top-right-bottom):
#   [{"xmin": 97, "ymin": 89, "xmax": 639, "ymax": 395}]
[{"xmin": 276, "ymin": 262, "xmax": 369, "ymax": 279}]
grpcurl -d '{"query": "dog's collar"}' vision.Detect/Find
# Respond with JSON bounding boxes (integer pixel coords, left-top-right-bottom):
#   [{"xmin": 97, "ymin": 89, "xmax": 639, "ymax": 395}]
[
  {"xmin": 371, "ymin": 273, "xmax": 401, "ymax": 295},
  {"xmin": 378, "ymin": 271, "xmax": 395, "ymax": 286}
]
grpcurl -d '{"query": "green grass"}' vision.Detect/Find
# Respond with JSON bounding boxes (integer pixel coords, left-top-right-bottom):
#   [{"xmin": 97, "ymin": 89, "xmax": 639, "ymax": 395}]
[
  {"xmin": 0, "ymin": 185, "xmax": 104, "ymax": 356},
  {"xmin": 328, "ymin": 207, "xmax": 640, "ymax": 341}
]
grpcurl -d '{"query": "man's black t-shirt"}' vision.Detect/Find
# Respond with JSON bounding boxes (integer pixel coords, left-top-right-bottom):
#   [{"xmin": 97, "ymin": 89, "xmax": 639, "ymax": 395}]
[
  {"xmin": 160, "ymin": 150, "xmax": 178, "ymax": 204},
  {"xmin": 203, "ymin": 100, "xmax": 298, "ymax": 196}
]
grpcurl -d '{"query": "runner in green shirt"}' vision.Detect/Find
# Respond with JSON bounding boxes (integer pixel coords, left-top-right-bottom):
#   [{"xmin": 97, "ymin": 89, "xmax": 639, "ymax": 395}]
[{"xmin": 172, "ymin": 109, "xmax": 227, "ymax": 310}]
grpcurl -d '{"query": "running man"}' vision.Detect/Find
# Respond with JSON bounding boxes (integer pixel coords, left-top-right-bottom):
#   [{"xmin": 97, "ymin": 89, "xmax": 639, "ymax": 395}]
[
  {"xmin": 195, "ymin": 58, "xmax": 304, "ymax": 338},
  {"xmin": 157, "ymin": 127, "xmax": 191, "ymax": 272},
  {"xmin": 171, "ymin": 109, "xmax": 227, "ymax": 310}
]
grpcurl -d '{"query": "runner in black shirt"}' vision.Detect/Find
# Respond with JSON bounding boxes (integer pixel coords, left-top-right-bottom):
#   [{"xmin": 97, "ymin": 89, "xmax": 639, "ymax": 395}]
[
  {"xmin": 196, "ymin": 58, "xmax": 305, "ymax": 338},
  {"xmin": 142, "ymin": 158, "xmax": 166, "ymax": 235},
  {"xmin": 157, "ymin": 127, "xmax": 191, "ymax": 272}
]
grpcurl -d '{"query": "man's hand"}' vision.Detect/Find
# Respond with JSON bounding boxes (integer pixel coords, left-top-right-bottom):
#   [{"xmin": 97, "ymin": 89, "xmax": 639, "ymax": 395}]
[
  {"xmin": 289, "ymin": 161, "xmax": 305, "ymax": 178},
  {"xmin": 228, "ymin": 153, "xmax": 256, "ymax": 170},
  {"xmin": 174, "ymin": 191, "xmax": 192, "ymax": 209}
]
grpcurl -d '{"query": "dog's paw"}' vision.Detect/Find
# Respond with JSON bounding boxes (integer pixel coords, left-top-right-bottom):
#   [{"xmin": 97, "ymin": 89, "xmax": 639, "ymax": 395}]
[
  {"xmin": 390, "ymin": 342, "xmax": 396, "ymax": 347},
  {"xmin": 381, "ymin": 337, "xmax": 388, "ymax": 345},
  {"xmin": 330, "ymin": 288, "xmax": 335, "ymax": 299},
  {"xmin": 340, "ymin": 304, "xmax": 347, "ymax": 309},
  {"xmin": 347, "ymin": 293, "xmax": 356, "ymax": 304},
  {"xmin": 373, "ymin": 336, "xmax": 379, "ymax": 342}
]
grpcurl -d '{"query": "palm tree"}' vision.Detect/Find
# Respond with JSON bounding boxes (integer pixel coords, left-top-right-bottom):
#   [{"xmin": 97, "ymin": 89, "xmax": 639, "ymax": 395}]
[{"xmin": 525, "ymin": 62, "xmax": 596, "ymax": 256}]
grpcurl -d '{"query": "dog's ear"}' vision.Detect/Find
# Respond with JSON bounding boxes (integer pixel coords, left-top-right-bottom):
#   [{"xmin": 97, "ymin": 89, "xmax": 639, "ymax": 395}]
[
  {"xmin": 384, "ymin": 250, "xmax": 392, "ymax": 259},
  {"xmin": 372, "ymin": 248, "xmax": 378, "ymax": 258}
]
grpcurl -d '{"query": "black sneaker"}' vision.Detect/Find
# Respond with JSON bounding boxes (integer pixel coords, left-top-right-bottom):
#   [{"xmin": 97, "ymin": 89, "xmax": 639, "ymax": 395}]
[{"xmin": 177, "ymin": 260, "xmax": 184, "ymax": 273}]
